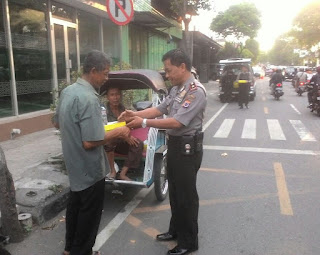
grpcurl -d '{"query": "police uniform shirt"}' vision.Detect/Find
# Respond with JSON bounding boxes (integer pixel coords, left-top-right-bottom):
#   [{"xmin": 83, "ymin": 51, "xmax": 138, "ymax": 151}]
[{"xmin": 157, "ymin": 75, "xmax": 207, "ymax": 136}]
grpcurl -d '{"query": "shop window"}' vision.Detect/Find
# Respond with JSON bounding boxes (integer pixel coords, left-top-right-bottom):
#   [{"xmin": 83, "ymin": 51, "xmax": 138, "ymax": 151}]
[
  {"xmin": 0, "ymin": 1, "xmax": 12, "ymax": 118},
  {"xmin": 9, "ymin": 0, "xmax": 52, "ymax": 115},
  {"xmin": 78, "ymin": 11, "xmax": 100, "ymax": 63},
  {"xmin": 51, "ymin": 2, "xmax": 76, "ymax": 22},
  {"xmin": 103, "ymin": 19, "xmax": 120, "ymax": 64}
]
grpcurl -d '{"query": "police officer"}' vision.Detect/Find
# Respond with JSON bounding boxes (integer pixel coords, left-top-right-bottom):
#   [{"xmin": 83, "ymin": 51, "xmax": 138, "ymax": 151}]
[{"xmin": 119, "ymin": 49, "xmax": 206, "ymax": 255}]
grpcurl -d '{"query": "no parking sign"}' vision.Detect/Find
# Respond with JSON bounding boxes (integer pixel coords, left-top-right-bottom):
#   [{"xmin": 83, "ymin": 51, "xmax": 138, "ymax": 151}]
[{"xmin": 106, "ymin": 0, "xmax": 134, "ymax": 26}]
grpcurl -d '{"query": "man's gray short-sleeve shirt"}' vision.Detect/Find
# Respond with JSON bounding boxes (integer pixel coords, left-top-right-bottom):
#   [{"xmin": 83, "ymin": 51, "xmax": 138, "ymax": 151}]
[{"xmin": 54, "ymin": 78, "xmax": 108, "ymax": 191}]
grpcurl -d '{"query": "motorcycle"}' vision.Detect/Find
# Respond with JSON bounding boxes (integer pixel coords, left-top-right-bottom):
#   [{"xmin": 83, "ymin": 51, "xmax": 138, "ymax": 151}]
[
  {"xmin": 308, "ymin": 83, "xmax": 320, "ymax": 116},
  {"xmin": 296, "ymin": 81, "xmax": 306, "ymax": 96},
  {"xmin": 271, "ymin": 83, "xmax": 284, "ymax": 100}
]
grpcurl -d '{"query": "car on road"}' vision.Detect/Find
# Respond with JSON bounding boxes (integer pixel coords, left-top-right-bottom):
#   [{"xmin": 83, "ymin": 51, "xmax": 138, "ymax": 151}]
[
  {"xmin": 284, "ymin": 66, "xmax": 297, "ymax": 80},
  {"xmin": 252, "ymin": 66, "xmax": 265, "ymax": 79},
  {"xmin": 218, "ymin": 58, "xmax": 256, "ymax": 103}
]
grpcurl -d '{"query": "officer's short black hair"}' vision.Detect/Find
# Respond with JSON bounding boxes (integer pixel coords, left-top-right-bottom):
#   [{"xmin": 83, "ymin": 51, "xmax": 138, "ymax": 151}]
[
  {"xmin": 83, "ymin": 50, "xmax": 111, "ymax": 74},
  {"xmin": 162, "ymin": 49, "xmax": 192, "ymax": 71}
]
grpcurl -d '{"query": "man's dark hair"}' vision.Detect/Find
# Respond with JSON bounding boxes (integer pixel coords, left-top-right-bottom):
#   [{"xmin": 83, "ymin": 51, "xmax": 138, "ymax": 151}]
[
  {"xmin": 162, "ymin": 49, "xmax": 192, "ymax": 71},
  {"xmin": 83, "ymin": 50, "xmax": 111, "ymax": 74},
  {"xmin": 105, "ymin": 85, "xmax": 120, "ymax": 95}
]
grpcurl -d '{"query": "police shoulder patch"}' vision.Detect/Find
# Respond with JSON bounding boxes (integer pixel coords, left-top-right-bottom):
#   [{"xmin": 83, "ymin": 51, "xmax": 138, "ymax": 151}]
[
  {"xmin": 182, "ymin": 100, "xmax": 191, "ymax": 108},
  {"xmin": 189, "ymin": 82, "xmax": 197, "ymax": 92}
]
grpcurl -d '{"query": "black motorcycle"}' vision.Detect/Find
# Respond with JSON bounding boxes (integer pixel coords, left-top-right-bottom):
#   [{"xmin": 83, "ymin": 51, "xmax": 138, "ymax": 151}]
[
  {"xmin": 307, "ymin": 83, "xmax": 320, "ymax": 116},
  {"xmin": 271, "ymin": 83, "xmax": 284, "ymax": 100}
]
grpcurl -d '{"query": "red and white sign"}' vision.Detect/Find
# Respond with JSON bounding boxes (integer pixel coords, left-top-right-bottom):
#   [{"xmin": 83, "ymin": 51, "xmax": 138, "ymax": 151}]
[{"xmin": 106, "ymin": 0, "xmax": 134, "ymax": 26}]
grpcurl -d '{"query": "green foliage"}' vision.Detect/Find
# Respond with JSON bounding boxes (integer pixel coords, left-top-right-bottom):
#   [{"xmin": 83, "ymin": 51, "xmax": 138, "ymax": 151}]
[
  {"xmin": 244, "ymin": 39, "xmax": 260, "ymax": 62},
  {"xmin": 268, "ymin": 35, "xmax": 303, "ymax": 66},
  {"xmin": 170, "ymin": 0, "xmax": 212, "ymax": 30},
  {"xmin": 291, "ymin": 1, "xmax": 320, "ymax": 49},
  {"xmin": 210, "ymin": 2, "xmax": 261, "ymax": 39},
  {"xmin": 241, "ymin": 49, "xmax": 254, "ymax": 59},
  {"xmin": 217, "ymin": 42, "xmax": 240, "ymax": 60}
]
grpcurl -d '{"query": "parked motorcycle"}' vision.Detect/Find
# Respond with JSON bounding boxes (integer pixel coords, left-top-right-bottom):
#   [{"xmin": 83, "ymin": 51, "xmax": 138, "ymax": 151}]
[
  {"xmin": 296, "ymin": 81, "xmax": 306, "ymax": 96},
  {"xmin": 271, "ymin": 83, "xmax": 284, "ymax": 100}
]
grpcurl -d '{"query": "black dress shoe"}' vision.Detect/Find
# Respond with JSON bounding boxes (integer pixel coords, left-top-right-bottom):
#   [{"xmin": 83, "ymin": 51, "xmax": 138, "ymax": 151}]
[
  {"xmin": 156, "ymin": 232, "xmax": 177, "ymax": 241},
  {"xmin": 167, "ymin": 246, "xmax": 197, "ymax": 255}
]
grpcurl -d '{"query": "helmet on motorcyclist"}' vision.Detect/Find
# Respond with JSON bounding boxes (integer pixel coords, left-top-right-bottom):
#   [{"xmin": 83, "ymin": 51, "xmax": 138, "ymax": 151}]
[
  {"xmin": 299, "ymin": 67, "xmax": 305, "ymax": 72},
  {"xmin": 316, "ymin": 66, "xmax": 320, "ymax": 73},
  {"xmin": 276, "ymin": 68, "xmax": 282, "ymax": 73}
]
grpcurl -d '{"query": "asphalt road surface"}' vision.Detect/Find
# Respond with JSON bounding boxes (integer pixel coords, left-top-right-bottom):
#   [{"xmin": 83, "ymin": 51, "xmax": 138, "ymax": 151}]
[{"xmin": 7, "ymin": 78, "xmax": 320, "ymax": 255}]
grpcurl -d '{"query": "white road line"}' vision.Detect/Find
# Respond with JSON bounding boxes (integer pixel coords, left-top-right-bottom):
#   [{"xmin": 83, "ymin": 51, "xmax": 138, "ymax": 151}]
[
  {"xmin": 203, "ymin": 103, "xmax": 228, "ymax": 131},
  {"xmin": 289, "ymin": 120, "xmax": 316, "ymax": 141},
  {"xmin": 241, "ymin": 119, "xmax": 256, "ymax": 139},
  {"xmin": 290, "ymin": 104, "xmax": 301, "ymax": 115},
  {"xmin": 213, "ymin": 119, "xmax": 235, "ymax": 138},
  {"xmin": 93, "ymin": 185, "xmax": 153, "ymax": 251},
  {"xmin": 203, "ymin": 145, "xmax": 320, "ymax": 156},
  {"xmin": 267, "ymin": 119, "xmax": 286, "ymax": 140}
]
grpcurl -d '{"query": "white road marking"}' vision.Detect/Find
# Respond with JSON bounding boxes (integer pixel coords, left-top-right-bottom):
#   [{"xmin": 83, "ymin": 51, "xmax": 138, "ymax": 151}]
[
  {"xmin": 203, "ymin": 103, "xmax": 228, "ymax": 131},
  {"xmin": 290, "ymin": 104, "xmax": 301, "ymax": 115},
  {"xmin": 267, "ymin": 119, "xmax": 286, "ymax": 140},
  {"xmin": 203, "ymin": 145, "xmax": 320, "ymax": 156},
  {"xmin": 213, "ymin": 119, "xmax": 235, "ymax": 138},
  {"xmin": 241, "ymin": 119, "xmax": 256, "ymax": 139},
  {"xmin": 289, "ymin": 120, "xmax": 316, "ymax": 141},
  {"xmin": 93, "ymin": 185, "xmax": 153, "ymax": 251}
]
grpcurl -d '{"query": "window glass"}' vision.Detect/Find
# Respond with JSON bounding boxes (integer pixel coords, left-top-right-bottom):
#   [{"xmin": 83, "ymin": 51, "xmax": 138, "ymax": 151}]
[
  {"xmin": 103, "ymin": 19, "xmax": 120, "ymax": 64},
  {"xmin": 51, "ymin": 2, "xmax": 76, "ymax": 22},
  {"xmin": 9, "ymin": 0, "xmax": 52, "ymax": 114},
  {"xmin": 78, "ymin": 11, "xmax": 100, "ymax": 63},
  {"xmin": 0, "ymin": 2, "xmax": 12, "ymax": 117}
]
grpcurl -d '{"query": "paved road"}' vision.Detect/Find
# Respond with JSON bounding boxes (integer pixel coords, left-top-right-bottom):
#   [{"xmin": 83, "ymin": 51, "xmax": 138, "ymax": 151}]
[{"xmin": 7, "ymin": 79, "xmax": 320, "ymax": 255}]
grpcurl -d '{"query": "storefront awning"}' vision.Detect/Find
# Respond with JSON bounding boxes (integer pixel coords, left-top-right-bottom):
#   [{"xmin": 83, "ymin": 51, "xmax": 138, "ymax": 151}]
[{"xmin": 133, "ymin": 11, "xmax": 175, "ymax": 28}]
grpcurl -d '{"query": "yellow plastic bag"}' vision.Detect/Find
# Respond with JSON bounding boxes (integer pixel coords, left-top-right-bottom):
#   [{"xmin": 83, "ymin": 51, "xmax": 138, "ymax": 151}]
[{"xmin": 233, "ymin": 81, "xmax": 239, "ymax": 88}]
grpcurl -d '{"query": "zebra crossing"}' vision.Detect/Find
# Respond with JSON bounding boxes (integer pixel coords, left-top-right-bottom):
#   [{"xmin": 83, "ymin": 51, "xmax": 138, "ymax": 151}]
[{"xmin": 213, "ymin": 118, "xmax": 317, "ymax": 142}]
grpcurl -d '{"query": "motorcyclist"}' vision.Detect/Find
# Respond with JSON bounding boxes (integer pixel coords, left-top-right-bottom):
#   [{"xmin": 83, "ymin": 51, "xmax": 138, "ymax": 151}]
[
  {"xmin": 307, "ymin": 66, "xmax": 320, "ymax": 109},
  {"xmin": 269, "ymin": 68, "xmax": 284, "ymax": 94},
  {"xmin": 294, "ymin": 67, "xmax": 308, "ymax": 92}
]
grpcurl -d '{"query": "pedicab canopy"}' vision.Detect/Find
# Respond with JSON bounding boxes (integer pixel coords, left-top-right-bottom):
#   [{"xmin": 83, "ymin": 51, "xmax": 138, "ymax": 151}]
[{"xmin": 100, "ymin": 69, "xmax": 168, "ymax": 96}]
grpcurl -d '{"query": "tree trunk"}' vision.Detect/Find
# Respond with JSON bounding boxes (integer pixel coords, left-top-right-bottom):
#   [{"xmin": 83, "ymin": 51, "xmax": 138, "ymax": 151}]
[{"xmin": 0, "ymin": 146, "xmax": 24, "ymax": 243}]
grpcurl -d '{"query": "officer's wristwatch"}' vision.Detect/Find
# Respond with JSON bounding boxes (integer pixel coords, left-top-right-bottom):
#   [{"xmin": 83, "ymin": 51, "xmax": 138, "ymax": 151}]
[{"xmin": 141, "ymin": 118, "xmax": 147, "ymax": 128}]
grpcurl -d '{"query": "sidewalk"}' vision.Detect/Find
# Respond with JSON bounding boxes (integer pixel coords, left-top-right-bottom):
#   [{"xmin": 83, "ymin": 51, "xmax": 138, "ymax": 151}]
[{"xmin": 0, "ymin": 128, "xmax": 69, "ymax": 225}]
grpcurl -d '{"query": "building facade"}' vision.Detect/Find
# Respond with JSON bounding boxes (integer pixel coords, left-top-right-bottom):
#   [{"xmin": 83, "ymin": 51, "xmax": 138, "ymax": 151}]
[{"xmin": 0, "ymin": 0, "xmax": 182, "ymax": 141}]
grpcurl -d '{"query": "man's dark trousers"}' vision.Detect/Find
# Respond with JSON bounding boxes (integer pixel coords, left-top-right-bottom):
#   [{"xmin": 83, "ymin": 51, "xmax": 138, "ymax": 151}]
[
  {"xmin": 65, "ymin": 178, "xmax": 105, "ymax": 255},
  {"xmin": 167, "ymin": 136, "xmax": 203, "ymax": 250}
]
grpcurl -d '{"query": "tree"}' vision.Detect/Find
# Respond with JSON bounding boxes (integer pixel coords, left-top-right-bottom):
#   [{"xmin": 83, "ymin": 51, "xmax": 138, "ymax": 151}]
[
  {"xmin": 244, "ymin": 39, "xmax": 260, "ymax": 62},
  {"xmin": 210, "ymin": 2, "xmax": 261, "ymax": 40},
  {"xmin": 241, "ymin": 49, "xmax": 254, "ymax": 59},
  {"xmin": 170, "ymin": 0, "xmax": 212, "ymax": 62},
  {"xmin": 291, "ymin": 1, "xmax": 320, "ymax": 49},
  {"xmin": 0, "ymin": 146, "xmax": 24, "ymax": 243},
  {"xmin": 268, "ymin": 35, "xmax": 302, "ymax": 66},
  {"xmin": 217, "ymin": 42, "xmax": 240, "ymax": 60}
]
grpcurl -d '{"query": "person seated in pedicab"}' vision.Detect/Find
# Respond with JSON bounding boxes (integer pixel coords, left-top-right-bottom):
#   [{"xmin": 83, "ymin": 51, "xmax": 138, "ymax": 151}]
[{"xmin": 104, "ymin": 86, "xmax": 144, "ymax": 181}]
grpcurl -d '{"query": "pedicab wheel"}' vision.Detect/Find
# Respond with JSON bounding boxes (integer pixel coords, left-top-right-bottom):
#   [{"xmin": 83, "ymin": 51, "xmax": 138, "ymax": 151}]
[{"xmin": 154, "ymin": 154, "xmax": 168, "ymax": 201}]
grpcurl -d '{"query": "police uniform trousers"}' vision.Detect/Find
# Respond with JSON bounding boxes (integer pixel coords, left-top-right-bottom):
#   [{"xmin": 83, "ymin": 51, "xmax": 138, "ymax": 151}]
[
  {"xmin": 167, "ymin": 135, "xmax": 203, "ymax": 249},
  {"xmin": 238, "ymin": 83, "xmax": 250, "ymax": 107}
]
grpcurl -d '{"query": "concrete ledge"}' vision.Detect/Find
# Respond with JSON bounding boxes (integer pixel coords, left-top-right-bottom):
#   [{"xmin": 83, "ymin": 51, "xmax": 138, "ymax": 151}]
[{"xmin": 0, "ymin": 110, "xmax": 54, "ymax": 142}]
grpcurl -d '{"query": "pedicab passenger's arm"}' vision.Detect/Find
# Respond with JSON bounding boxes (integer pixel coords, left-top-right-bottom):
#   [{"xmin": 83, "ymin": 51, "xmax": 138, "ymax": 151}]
[{"xmin": 82, "ymin": 126, "xmax": 131, "ymax": 150}]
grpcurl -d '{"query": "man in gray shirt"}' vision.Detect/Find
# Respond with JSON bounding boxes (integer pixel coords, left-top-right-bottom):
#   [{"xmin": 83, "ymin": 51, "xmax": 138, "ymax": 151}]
[
  {"xmin": 119, "ymin": 49, "xmax": 206, "ymax": 255},
  {"xmin": 53, "ymin": 50, "xmax": 131, "ymax": 255}
]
